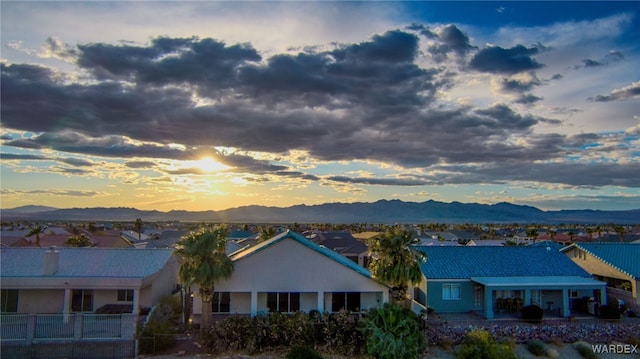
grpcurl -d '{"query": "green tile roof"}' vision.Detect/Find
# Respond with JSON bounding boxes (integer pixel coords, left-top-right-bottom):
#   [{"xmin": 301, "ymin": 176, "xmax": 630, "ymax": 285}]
[
  {"xmin": 415, "ymin": 246, "xmax": 591, "ymax": 279},
  {"xmin": 564, "ymin": 243, "xmax": 640, "ymax": 279}
]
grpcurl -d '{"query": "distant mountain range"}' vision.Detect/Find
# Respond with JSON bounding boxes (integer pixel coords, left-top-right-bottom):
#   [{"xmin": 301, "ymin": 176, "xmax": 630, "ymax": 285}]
[{"xmin": 1, "ymin": 200, "xmax": 638, "ymax": 224}]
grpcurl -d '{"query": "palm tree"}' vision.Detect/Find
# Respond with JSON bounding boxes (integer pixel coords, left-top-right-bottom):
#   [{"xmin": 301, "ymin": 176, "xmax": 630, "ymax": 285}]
[
  {"xmin": 134, "ymin": 218, "xmax": 143, "ymax": 241},
  {"xmin": 174, "ymin": 225, "xmax": 234, "ymax": 330},
  {"xmin": 368, "ymin": 227, "xmax": 427, "ymax": 306},
  {"xmin": 526, "ymin": 227, "xmax": 539, "ymax": 244},
  {"xmin": 65, "ymin": 233, "xmax": 93, "ymax": 247},
  {"xmin": 27, "ymin": 224, "xmax": 45, "ymax": 247},
  {"xmin": 258, "ymin": 226, "xmax": 276, "ymax": 242}
]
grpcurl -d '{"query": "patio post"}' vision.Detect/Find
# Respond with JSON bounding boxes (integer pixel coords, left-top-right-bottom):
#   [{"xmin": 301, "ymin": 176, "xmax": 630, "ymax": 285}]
[
  {"xmin": 524, "ymin": 289, "xmax": 531, "ymax": 306},
  {"xmin": 250, "ymin": 291, "xmax": 258, "ymax": 316},
  {"xmin": 598, "ymin": 288, "xmax": 607, "ymax": 305},
  {"xmin": 63, "ymin": 288, "xmax": 71, "ymax": 323},
  {"xmin": 484, "ymin": 287, "xmax": 494, "ymax": 319},
  {"xmin": 132, "ymin": 289, "xmax": 140, "ymax": 317},
  {"xmin": 317, "ymin": 291, "xmax": 324, "ymax": 313},
  {"xmin": 562, "ymin": 289, "xmax": 570, "ymax": 317}
]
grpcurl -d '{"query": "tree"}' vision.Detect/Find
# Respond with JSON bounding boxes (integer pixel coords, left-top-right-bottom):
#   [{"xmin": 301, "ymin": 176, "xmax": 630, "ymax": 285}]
[
  {"xmin": 526, "ymin": 227, "xmax": 539, "ymax": 243},
  {"xmin": 360, "ymin": 303, "xmax": 426, "ymax": 359},
  {"xmin": 258, "ymin": 226, "xmax": 276, "ymax": 242},
  {"xmin": 27, "ymin": 224, "xmax": 45, "ymax": 247},
  {"xmin": 134, "ymin": 218, "xmax": 144, "ymax": 241},
  {"xmin": 368, "ymin": 227, "xmax": 426, "ymax": 305},
  {"xmin": 65, "ymin": 233, "xmax": 93, "ymax": 247},
  {"xmin": 175, "ymin": 225, "xmax": 234, "ymax": 330},
  {"xmin": 615, "ymin": 225, "xmax": 626, "ymax": 242}
]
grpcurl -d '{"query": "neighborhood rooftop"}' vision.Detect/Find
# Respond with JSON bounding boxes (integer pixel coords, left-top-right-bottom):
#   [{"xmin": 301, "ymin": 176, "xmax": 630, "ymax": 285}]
[
  {"xmin": 415, "ymin": 246, "xmax": 592, "ymax": 279},
  {"xmin": 1, "ymin": 247, "xmax": 174, "ymax": 278},
  {"xmin": 562, "ymin": 242, "xmax": 640, "ymax": 279}
]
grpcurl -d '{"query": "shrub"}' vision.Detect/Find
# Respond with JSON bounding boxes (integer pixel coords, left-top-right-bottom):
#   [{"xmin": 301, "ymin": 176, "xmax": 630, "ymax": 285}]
[
  {"xmin": 286, "ymin": 346, "xmax": 324, "ymax": 359},
  {"xmin": 527, "ymin": 339, "xmax": 547, "ymax": 356},
  {"xmin": 324, "ymin": 310, "xmax": 364, "ymax": 356},
  {"xmin": 598, "ymin": 305, "xmax": 620, "ymax": 319},
  {"xmin": 546, "ymin": 336, "xmax": 564, "ymax": 347},
  {"xmin": 137, "ymin": 321, "xmax": 177, "ymax": 355},
  {"xmin": 573, "ymin": 341, "xmax": 598, "ymax": 359},
  {"xmin": 455, "ymin": 329, "xmax": 517, "ymax": 359},
  {"xmin": 360, "ymin": 303, "xmax": 426, "ymax": 359},
  {"xmin": 521, "ymin": 305, "xmax": 544, "ymax": 322}
]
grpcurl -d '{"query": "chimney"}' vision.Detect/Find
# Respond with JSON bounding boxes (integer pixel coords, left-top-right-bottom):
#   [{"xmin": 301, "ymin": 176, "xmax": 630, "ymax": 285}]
[{"xmin": 43, "ymin": 247, "xmax": 59, "ymax": 275}]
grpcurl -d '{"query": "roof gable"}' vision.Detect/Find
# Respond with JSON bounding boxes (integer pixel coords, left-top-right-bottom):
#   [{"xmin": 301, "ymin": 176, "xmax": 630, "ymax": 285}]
[
  {"xmin": 230, "ymin": 230, "xmax": 373, "ymax": 279},
  {"xmin": 563, "ymin": 243, "xmax": 640, "ymax": 278},
  {"xmin": 1, "ymin": 247, "xmax": 174, "ymax": 278},
  {"xmin": 416, "ymin": 246, "xmax": 591, "ymax": 279}
]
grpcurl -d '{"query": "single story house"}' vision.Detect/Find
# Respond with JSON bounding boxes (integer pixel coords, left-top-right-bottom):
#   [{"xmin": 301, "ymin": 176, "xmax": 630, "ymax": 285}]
[
  {"xmin": 192, "ymin": 230, "xmax": 388, "ymax": 323},
  {"xmin": 309, "ymin": 231, "xmax": 370, "ymax": 267},
  {"xmin": 561, "ymin": 243, "xmax": 640, "ymax": 308},
  {"xmin": 0, "ymin": 247, "xmax": 178, "ymax": 315},
  {"xmin": 414, "ymin": 246, "xmax": 607, "ymax": 319}
]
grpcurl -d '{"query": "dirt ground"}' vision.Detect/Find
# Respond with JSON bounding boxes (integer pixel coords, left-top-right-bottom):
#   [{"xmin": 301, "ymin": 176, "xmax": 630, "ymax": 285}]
[{"xmin": 146, "ymin": 337, "xmax": 639, "ymax": 359}]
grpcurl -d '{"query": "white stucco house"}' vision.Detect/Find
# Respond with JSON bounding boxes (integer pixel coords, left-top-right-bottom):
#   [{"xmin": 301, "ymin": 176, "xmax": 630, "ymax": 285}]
[
  {"xmin": 0, "ymin": 247, "xmax": 178, "ymax": 315},
  {"xmin": 192, "ymin": 230, "xmax": 389, "ymax": 323}
]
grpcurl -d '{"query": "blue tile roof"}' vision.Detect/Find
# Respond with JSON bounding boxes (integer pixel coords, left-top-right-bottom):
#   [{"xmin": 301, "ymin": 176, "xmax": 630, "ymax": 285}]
[
  {"xmin": 1, "ymin": 247, "xmax": 174, "ymax": 278},
  {"xmin": 564, "ymin": 243, "xmax": 640, "ymax": 279},
  {"xmin": 230, "ymin": 230, "xmax": 374, "ymax": 279},
  {"xmin": 415, "ymin": 246, "xmax": 591, "ymax": 279}
]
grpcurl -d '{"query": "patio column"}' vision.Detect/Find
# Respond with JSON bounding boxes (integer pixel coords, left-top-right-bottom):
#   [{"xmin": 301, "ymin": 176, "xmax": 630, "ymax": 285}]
[
  {"xmin": 598, "ymin": 288, "xmax": 607, "ymax": 305},
  {"xmin": 250, "ymin": 291, "xmax": 258, "ymax": 316},
  {"xmin": 132, "ymin": 289, "xmax": 140, "ymax": 316},
  {"xmin": 317, "ymin": 291, "xmax": 324, "ymax": 313},
  {"xmin": 63, "ymin": 288, "xmax": 72, "ymax": 323},
  {"xmin": 561, "ymin": 289, "xmax": 570, "ymax": 317},
  {"xmin": 524, "ymin": 289, "xmax": 531, "ymax": 306},
  {"xmin": 484, "ymin": 287, "xmax": 494, "ymax": 319}
]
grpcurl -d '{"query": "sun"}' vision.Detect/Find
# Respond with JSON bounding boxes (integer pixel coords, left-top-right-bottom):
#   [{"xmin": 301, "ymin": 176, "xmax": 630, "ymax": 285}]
[{"xmin": 195, "ymin": 157, "xmax": 230, "ymax": 173}]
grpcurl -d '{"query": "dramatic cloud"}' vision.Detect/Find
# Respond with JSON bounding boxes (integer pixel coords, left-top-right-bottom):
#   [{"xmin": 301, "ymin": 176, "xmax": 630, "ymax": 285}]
[
  {"xmin": 469, "ymin": 45, "xmax": 543, "ymax": 74},
  {"xmin": 590, "ymin": 81, "xmax": 640, "ymax": 102}
]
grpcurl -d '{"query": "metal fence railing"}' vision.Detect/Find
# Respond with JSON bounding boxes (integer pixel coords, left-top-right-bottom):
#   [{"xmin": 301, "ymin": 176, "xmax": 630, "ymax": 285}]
[{"xmin": 0, "ymin": 313, "xmax": 135, "ymax": 341}]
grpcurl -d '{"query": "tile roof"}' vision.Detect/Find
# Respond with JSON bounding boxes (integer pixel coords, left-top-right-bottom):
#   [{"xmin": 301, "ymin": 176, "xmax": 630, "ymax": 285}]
[
  {"xmin": 1, "ymin": 247, "xmax": 174, "ymax": 278},
  {"xmin": 562, "ymin": 243, "xmax": 640, "ymax": 279},
  {"xmin": 229, "ymin": 230, "xmax": 373, "ymax": 279},
  {"xmin": 415, "ymin": 246, "xmax": 591, "ymax": 279}
]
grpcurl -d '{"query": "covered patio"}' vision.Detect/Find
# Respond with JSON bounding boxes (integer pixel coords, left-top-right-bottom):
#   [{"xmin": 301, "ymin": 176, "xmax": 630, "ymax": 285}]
[{"xmin": 471, "ymin": 276, "xmax": 607, "ymax": 319}]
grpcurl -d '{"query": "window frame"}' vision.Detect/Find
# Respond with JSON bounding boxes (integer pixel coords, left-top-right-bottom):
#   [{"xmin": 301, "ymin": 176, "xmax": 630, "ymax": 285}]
[
  {"xmin": 211, "ymin": 292, "xmax": 231, "ymax": 313},
  {"xmin": 266, "ymin": 292, "xmax": 300, "ymax": 313},
  {"xmin": 117, "ymin": 289, "xmax": 134, "ymax": 302},
  {"xmin": 1, "ymin": 289, "xmax": 19, "ymax": 313},
  {"xmin": 442, "ymin": 284, "xmax": 461, "ymax": 301}
]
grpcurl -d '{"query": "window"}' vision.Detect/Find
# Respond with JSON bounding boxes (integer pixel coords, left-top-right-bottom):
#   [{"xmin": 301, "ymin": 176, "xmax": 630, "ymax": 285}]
[
  {"xmin": 71, "ymin": 289, "xmax": 93, "ymax": 312},
  {"xmin": 117, "ymin": 289, "xmax": 134, "ymax": 302},
  {"xmin": 1, "ymin": 289, "xmax": 19, "ymax": 312},
  {"xmin": 442, "ymin": 284, "xmax": 461, "ymax": 300},
  {"xmin": 266, "ymin": 292, "xmax": 300, "ymax": 313},
  {"xmin": 569, "ymin": 290, "xmax": 579, "ymax": 298},
  {"xmin": 212, "ymin": 292, "xmax": 231, "ymax": 313},
  {"xmin": 331, "ymin": 292, "xmax": 361, "ymax": 312}
]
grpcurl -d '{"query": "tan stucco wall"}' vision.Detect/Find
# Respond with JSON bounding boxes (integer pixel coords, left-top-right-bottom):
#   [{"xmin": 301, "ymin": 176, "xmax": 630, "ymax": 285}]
[
  {"xmin": 193, "ymin": 237, "xmax": 388, "ymax": 315},
  {"xmin": 564, "ymin": 247, "xmax": 636, "ymax": 298},
  {"xmin": 17, "ymin": 289, "xmax": 64, "ymax": 313}
]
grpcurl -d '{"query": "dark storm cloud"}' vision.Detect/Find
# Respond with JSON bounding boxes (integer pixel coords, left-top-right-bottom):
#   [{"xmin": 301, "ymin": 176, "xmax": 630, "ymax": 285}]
[
  {"xmin": 589, "ymin": 82, "xmax": 640, "ymax": 102},
  {"xmin": 1, "ymin": 153, "xmax": 50, "ymax": 160},
  {"xmin": 515, "ymin": 94, "xmax": 543, "ymax": 104},
  {"xmin": 2, "ymin": 31, "xmax": 636, "ymax": 190},
  {"xmin": 325, "ymin": 176, "xmax": 427, "ymax": 186},
  {"xmin": 469, "ymin": 45, "xmax": 543, "ymax": 74},
  {"xmin": 425, "ymin": 24, "xmax": 475, "ymax": 62}
]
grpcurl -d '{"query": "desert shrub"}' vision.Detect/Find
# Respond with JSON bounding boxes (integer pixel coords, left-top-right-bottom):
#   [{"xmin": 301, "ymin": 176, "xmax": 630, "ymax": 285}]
[
  {"xmin": 324, "ymin": 310, "xmax": 364, "ymax": 356},
  {"xmin": 521, "ymin": 305, "xmax": 544, "ymax": 322},
  {"xmin": 573, "ymin": 341, "xmax": 598, "ymax": 359},
  {"xmin": 598, "ymin": 305, "xmax": 620, "ymax": 319},
  {"xmin": 439, "ymin": 336, "xmax": 455, "ymax": 351},
  {"xmin": 360, "ymin": 303, "xmax": 425, "ymax": 359},
  {"xmin": 286, "ymin": 346, "xmax": 323, "ymax": 359},
  {"xmin": 527, "ymin": 339, "xmax": 547, "ymax": 356},
  {"xmin": 546, "ymin": 347, "xmax": 560, "ymax": 358},
  {"xmin": 137, "ymin": 321, "xmax": 177, "ymax": 355},
  {"xmin": 455, "ymin": 329, "xmax": 517, "ymax": 359}
]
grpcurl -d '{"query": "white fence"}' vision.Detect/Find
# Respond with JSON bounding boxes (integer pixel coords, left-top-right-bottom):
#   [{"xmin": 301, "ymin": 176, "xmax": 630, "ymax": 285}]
[{"xmin": 1, "ymin": 313, "xmax": 137, "ymax": 342}]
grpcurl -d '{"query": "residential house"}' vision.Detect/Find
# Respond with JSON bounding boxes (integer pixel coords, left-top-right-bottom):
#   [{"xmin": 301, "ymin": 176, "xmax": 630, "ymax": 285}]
[
  {"xmin": 191, "ymin": 230, "xmax": 388, "ymax": 323},
  {"xmin": 414, "ymin": 246, "xmax": 607, "ymax": 319},
  {"xmin": 1, "ymin": 247, "xmax": 178, "ymax": 315},
  {"xmin": 561, "ymin": 243, "xmax": 640, "ymax": 308},
  {"xmin": 309, "ymin": 231, "xmax": 370, "ymax": 267}
]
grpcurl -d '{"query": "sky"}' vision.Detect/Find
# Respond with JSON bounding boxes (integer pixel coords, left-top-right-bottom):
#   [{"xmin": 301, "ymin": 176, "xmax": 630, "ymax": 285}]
[{"xmin": 1, "ymin": 1, "xmax": 639, "ymax": 212}]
